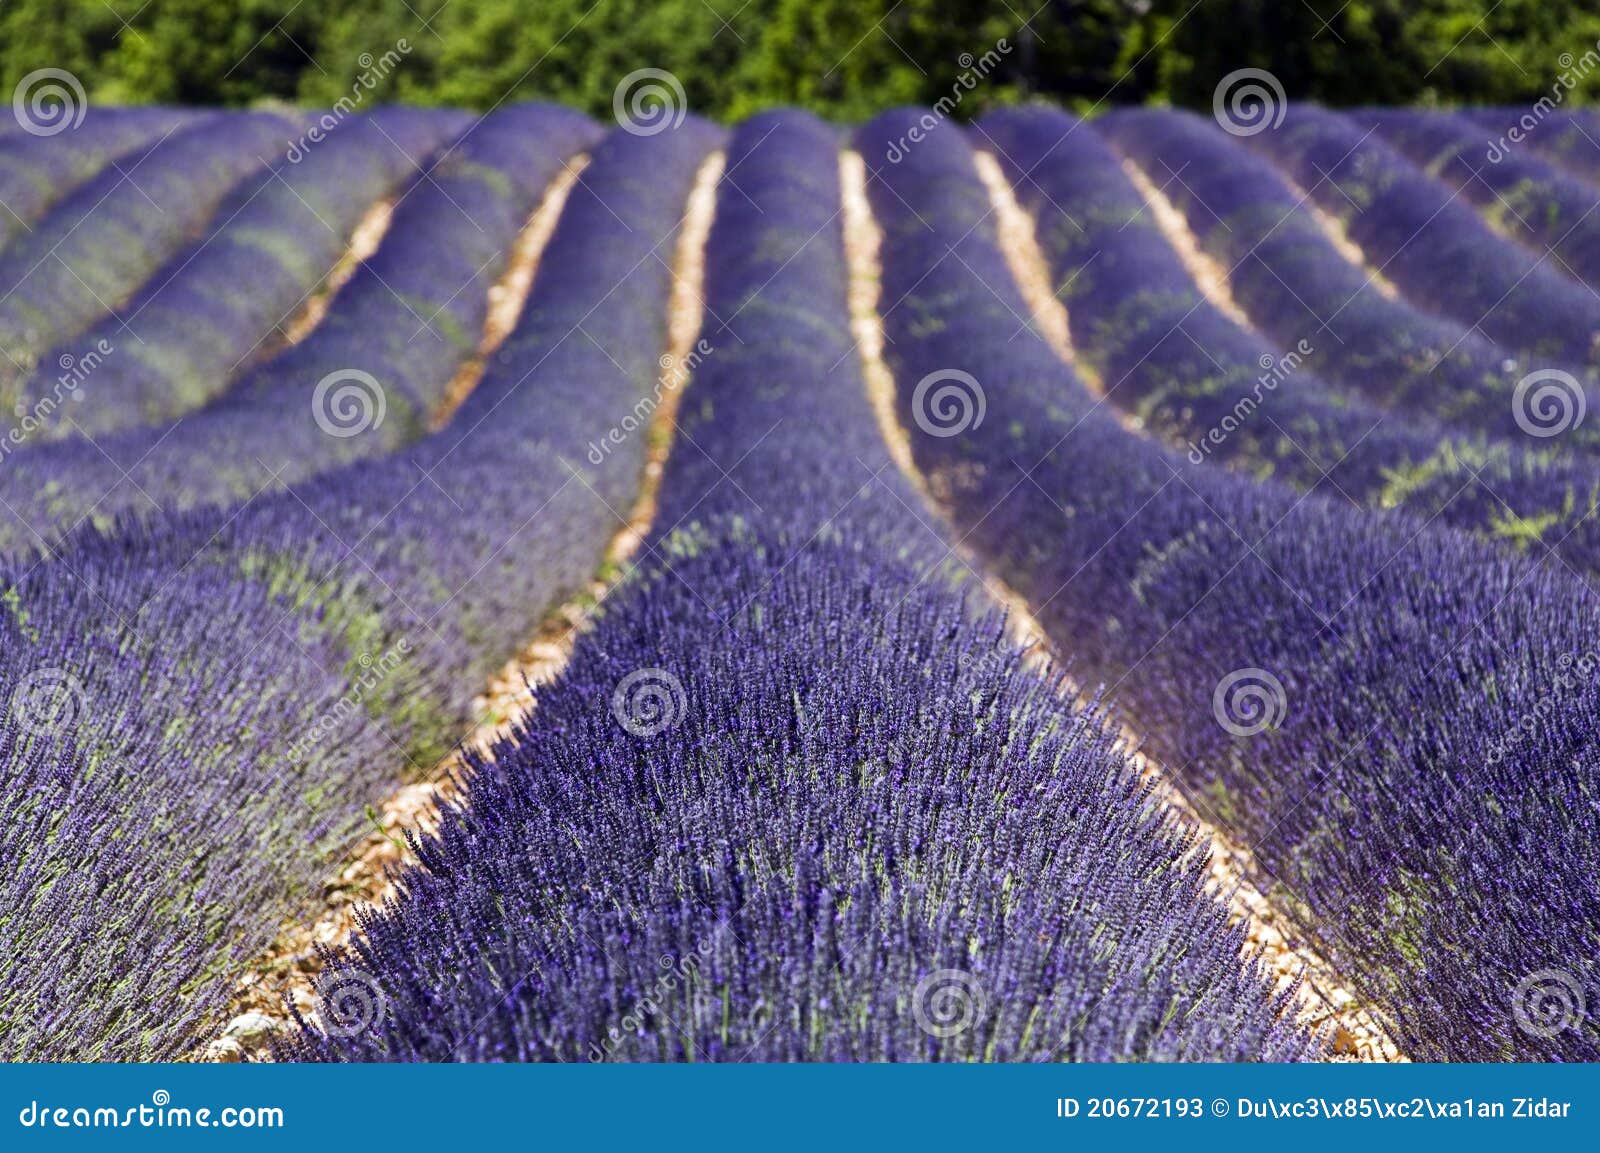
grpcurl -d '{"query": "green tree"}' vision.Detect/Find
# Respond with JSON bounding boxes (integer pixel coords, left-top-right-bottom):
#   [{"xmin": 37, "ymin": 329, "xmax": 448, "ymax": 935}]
[{"xmin": 3, "ymin": 0, "xmax": 1597, "ymax": 120}]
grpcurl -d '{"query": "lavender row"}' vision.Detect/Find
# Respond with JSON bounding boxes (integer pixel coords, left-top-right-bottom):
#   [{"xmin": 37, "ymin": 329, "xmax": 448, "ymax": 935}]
[
  {"xmin": 21, "ymin": 107, "xmax": 472, "ymax": 442},
  {"xmin": 1245, "ymin": 104, "xmax": 1600, "ymax": 368},
  {"xmin": 0, "ymin": 122, "xmax": 716, "ymax": 1060},
  {"xmin": 283, "ymin": 111, "xmax": 1311, "ymax": 1064},
  {"xmin": 1369, "ymin": 108, "xmax": 1600, "ymax": 296},
  {"xmin": 0, "ymin": 108, "xmax": 197, "ymax": 249},
  {"xmin": 1472, "ymin": 108, "xmax": 1600, "ymax": 189},
  {"xmin": 1095, "ymin": 107, "xmax": 1600, "ymax": 459},
  {"xmin": 988, "ymin": 106, "xmax": 1600, "ymax": 575},
  {"xmin": 861, "ymin": 108, "xmax": 1600, "ymax": 1062},
  {"xmin": 0, "ymin": 111, "xmax": 300, "ymax": 412},
  {"xmin": 0, "ymin": 104, "xmax": 599, "ymax": 558}
]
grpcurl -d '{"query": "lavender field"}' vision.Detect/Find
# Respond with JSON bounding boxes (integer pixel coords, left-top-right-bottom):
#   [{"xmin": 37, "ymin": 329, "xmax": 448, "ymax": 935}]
[{"xmin": 2, "ymin": 94, "xmax": 1598, "ymax": 1067}]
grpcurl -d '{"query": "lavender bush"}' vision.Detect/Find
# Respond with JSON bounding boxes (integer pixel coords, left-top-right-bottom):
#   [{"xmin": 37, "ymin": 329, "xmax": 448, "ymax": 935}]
[
  {"xmin": 0, "ymin": 104, "xmax": 599, "ymax": 557},
  {"xmin": 0, "ymin": 121, "xmax": 715, "ymax": 1060},
  {"xmin": 21, "ymin": 107, "xmax": 472, "ymax": 440},
  {"xmin": 1471, "ymin": 108, "xmax": 1600, "ymax": 188},
  {"xmin": 978, "ymin": 106, "xmax": 1600, "ymax": 574},
  {"xmin": 1094, "ymin": 107, "xmax": 1600, "ymax": 458},
  {"xmin": 1370, "ymin": 108, "xmax": 1600, "ymax": 296},
  {"xmin": 860, "ymin": 108, "xmax": 1600, "ymax": 1062},
  {"xmin": 0, "ymin": 108, "xmax": 197, "ymax": 249},
  {"xmin": 282, "ymin": 111, "xmax": 1312, "ymax": 1064},
  {"xmin": 1244, "ymin": 104, "xmax": 1600, "ymax": 368},
  {"xmin": 0, "ymin": 111, "xmax": 301, "ymax": 412}
]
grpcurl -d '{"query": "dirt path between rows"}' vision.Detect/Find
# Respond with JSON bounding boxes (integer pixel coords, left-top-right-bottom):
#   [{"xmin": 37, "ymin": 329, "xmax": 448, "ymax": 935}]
[
  {"xmin": 1298, "ymin": 198, "xmax": 1403, "ymax": 300},
  {"xmin": 937, "ymin": 151, "xmax": 1401, "ymax": 1062},
  {"xmin": 202, "ymin": 152, "xmax": 724, "ymax": 1061},
  {"xmin": 278, "ymin": 197, "xmax": 397, "ymax": 349},
  {"xmin": 1117, "ymin": 158, "xmax": 1257, "ymax": 328},
  {"xmin": 1118, "ymin": 147, "xmax": 1402, "ymax": 307},
  {"xmin": 431, "ymin": 159, "xmax": 589, "ymax": 429}
]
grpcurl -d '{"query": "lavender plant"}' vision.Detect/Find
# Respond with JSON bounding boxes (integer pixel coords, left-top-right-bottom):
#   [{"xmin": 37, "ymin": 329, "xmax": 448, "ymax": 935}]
[
  {"xmin": 1244, "ymin": 104, "xmax": 1600, "ymax": 368},
  {"xmin": 976, "ymin": 106, "xmax": 1600, "ymax": 573},
  {"xmin": 0, "ymin": 104, "xmax": 600, "ymax": 557},
  {"xmin": 0, "ymin": 111, "xmax": 301, "ymax": 412},
  {"xmin": 1471, "ymin": 108, "xmax": 1600, "ymax": 189},
  {"xmin": 0, "ymin": 108, "xmax": 197, "ymax": 249},
  {"xmin": 281, "ymin": 111, "xmax": 1312, "ymax": 1064},
  {"xmin": 1369, "ymin": 108, "xmax": 1600, "ymax": 296},
  {"xmin": 0, "ymin": 120, "xmax": 716, "ymax": 1060},
  {"xmin": 16, "ymin": 107, "xmax": 472, "ymax": 440},
  {"xmin": 284, "ymin": 554, "xmax": 1313, "ymax": 1063},
  {"xmin": 860, "ymin": 108, "xmax": 1600, "ymax": 1062},
  {"xmin": 1093, "ymin": 107, "xmax": 1600, "ymax": 458}
]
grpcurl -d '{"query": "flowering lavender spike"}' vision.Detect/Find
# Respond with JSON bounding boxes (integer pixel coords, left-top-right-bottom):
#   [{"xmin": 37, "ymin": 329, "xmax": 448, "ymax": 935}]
[
  {"xmin": 279, "ymin": 111, "xmax": 1314, "ymax": 1065},
  {"xmin": 0, "ymin": 104, "xmax": 599, "ymax": 557},
  {"xmin": 0, "ymin": 119, "xmax": 717, "ymax": 1060},
  {"xmin": 860, "ymin": 107, "xmax": 1600, "ymax": 1062}
]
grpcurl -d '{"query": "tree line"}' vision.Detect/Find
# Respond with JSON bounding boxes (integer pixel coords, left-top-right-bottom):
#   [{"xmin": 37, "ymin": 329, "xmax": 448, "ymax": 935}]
[{"xmin": 3, "ymin": 0, "xmax": 1594, "ymax": 119}]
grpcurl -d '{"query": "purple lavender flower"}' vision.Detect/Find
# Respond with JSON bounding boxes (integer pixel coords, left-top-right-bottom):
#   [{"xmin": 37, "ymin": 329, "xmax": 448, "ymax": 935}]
[
  {"xmin": 859, "ymin": 107, "xmax": 1600, "ymax": 1061},
  {"xmin": 280, "ymin": 111, "xmax": 1313, "ymax": 1065},
  {"xmin": 0, "ymin": 119, "xmax": 716, "ymax": 1060},
  {"xmin": 0, "ymin": 104, "xmax": 599, "ymax": 556}
]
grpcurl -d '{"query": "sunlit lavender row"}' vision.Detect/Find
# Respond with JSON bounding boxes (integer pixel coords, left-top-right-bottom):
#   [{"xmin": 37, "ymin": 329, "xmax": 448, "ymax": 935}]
[{"xmin": 0, "ymin": 99, "xmax": 1596, "ymax": 1066}]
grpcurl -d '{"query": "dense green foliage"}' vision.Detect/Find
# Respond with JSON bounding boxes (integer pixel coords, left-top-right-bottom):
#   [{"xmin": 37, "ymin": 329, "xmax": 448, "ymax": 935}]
[{"xmin": 3, "ymin": 0, "xmax": 1595, "ymax": 119}]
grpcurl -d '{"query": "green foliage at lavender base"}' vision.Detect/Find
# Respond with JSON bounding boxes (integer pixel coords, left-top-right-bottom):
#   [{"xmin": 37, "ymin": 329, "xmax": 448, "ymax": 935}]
[{"xmin": 5, "ymin": 0, "xmax": 1600, "ymax": 123}]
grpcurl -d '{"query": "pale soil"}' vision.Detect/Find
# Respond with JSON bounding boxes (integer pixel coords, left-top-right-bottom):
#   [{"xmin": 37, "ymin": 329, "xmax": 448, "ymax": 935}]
[
  {"xmin": 1261, "ymin": 163, "xmax": 1403, "ymax": 301},
  {"xmin": 280, "ymin": 198, "xmax": 396, "ymax": 347},
  {"xmin": 971, "ymin": 153, "xmax": 1128, "ymax": 422},
  {"xmin": 971, "ymin": 154, "xmax": 1075, "ymax": 366},
  {"xmin": 842, "ymin": 151, "xmax": 1054, "ymax": 626},
  {"xmin": 882, "ymin": 151, "xmax": 1402, "ymax": 1062},
  {"xmin": 431, "ymin": 158, "xmax": 589, "ymax": 429},
  {"xmin": 1118, "ymin": 158, "xmax": 1257, "ymax": 328},
  {"xmin": 203, "ymin": 153, "xmax": 723, "ymax": 1061},
  {"xmin": 1119, "ymin": 152, "xmax": 1404, "ymax": 314},
  {"xmin": 1302, "ymin": 199, "xmax": 1403, "ymax": 300}
]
